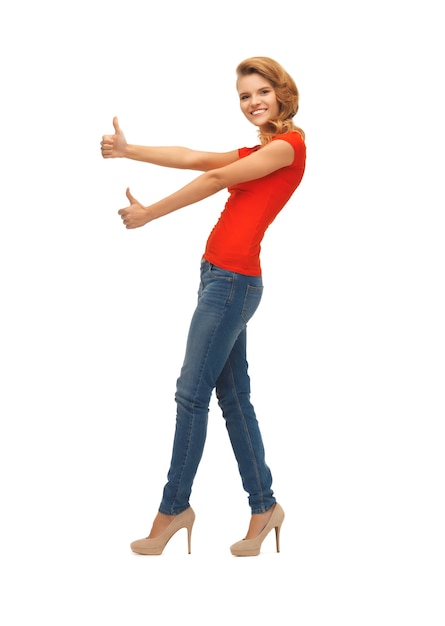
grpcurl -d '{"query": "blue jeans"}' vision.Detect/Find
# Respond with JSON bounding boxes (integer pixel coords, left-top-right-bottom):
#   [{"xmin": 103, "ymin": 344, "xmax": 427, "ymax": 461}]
[{"xmin": 159, "ymin": 259, "xmax": 276, "ymax": 515}]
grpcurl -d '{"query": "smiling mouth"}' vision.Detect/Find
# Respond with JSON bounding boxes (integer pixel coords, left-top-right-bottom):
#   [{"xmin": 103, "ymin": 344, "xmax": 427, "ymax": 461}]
[{"xmin": 251, "ymin": 109, "xmax": 267, "ymax": 116}]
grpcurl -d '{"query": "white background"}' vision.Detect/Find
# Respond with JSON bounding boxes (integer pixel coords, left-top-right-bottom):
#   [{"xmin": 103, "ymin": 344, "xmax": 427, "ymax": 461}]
[{"xmin": 1, "ymin": 1, "xmax": 444, "ymax": 624}]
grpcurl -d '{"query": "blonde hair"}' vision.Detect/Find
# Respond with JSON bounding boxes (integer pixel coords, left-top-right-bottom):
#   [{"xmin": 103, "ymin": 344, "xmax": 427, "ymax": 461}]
[{"xmin": 236, "ymin": 56, "xmax": 305, "ymax": 144}]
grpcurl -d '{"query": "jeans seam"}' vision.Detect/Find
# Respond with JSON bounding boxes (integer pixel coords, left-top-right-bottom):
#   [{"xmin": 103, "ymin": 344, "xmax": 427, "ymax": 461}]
[{"xmin": 226, "ymin": 357, "xmax": 265, "ymax": 508}]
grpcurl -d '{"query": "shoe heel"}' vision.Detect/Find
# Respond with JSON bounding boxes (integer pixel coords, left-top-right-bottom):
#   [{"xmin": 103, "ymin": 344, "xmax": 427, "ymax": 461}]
[
  {"xmin": 187, "ymin": 523, "xmax": 193, "ymax": 554},
  {"xmin": 275, "ymin": 523, "xmax": 281, "ymax": 553}
]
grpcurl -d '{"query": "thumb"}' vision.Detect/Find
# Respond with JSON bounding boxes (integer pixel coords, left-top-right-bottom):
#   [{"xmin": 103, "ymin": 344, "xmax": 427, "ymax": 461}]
[
  {"xmin": 126, "ymin": 187, "xmax": 137, "ymax": 204},
  {"xmin": 113, "ymin": 116, "xmax": 121, "ymax": 133}
]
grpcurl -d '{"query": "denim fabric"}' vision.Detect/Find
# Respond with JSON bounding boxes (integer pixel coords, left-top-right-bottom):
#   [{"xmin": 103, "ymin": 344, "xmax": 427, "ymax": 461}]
[{"xmin": 159, "ymin": 259, "xmax": 276, "ymax": 515}]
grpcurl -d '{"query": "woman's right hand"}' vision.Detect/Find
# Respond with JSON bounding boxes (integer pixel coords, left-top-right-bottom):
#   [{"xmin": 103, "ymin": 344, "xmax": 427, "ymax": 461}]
[{"xmin": 101, "ymin": 116, "xmax": 127, "ymax": 158}]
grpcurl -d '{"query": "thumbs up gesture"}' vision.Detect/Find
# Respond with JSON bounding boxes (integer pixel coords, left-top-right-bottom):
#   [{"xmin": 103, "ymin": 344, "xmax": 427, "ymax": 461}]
[
  {"xmin": 118, "ymin": 188, "xmax": 151, "ymax": 229},
  {"xmin": 101, "ymin": 116, "xmax": 127, "ymax": 158}
]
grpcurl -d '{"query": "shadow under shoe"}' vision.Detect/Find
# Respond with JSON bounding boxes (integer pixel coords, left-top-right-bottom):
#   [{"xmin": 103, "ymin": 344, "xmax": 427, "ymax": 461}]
[
  {"xmin": 130, "ymin": 507, "xmax": 195, "ymax": 555},
  {"xmin": 230, "ymin": 503, "xmax": 285, "ymax": 557}
]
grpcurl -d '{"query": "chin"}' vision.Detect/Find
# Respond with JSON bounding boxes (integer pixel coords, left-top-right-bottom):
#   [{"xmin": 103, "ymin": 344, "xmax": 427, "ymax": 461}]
[{"xmin": 249, "ymin": 117, "xmax": 266, "ymax": 127}]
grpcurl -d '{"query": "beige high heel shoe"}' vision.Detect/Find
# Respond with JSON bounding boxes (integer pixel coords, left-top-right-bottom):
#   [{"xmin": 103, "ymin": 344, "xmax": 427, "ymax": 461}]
[
  {"xmin": 230, "ymin": 503, "xmax": 285, "ymax": 556},
  {"xmin": 130, "ymin": 507, "xmax": 195, "ymax": 555}
]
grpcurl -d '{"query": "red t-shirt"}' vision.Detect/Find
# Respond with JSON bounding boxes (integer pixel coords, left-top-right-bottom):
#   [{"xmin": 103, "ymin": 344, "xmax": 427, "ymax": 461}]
[{"xmin": 203, "ymin": 131, "xmax": 306, "ymax": 276}]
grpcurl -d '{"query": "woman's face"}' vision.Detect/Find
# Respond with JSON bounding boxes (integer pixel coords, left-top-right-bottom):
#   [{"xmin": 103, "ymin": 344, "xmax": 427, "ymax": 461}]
[{"xmin": 237, "ymin": 73, "xmax": 280, "ymax": 129}]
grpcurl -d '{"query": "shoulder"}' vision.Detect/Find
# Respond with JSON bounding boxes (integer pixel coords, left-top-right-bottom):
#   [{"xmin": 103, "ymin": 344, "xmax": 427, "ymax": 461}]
[
  {"xmin": 271, "ymin": 131, "xmax": 306, "ymax": 165},
  {"xmin": 271, "ymin": 131, "xmax": 305, "ymax": 149}
]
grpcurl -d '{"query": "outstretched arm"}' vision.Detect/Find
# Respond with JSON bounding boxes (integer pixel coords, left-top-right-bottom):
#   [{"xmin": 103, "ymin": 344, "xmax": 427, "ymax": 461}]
[
  {"xmin": 101, "ymin": 117, "xmax": 239, "ymax": 171},
  {"xmin": 118, "ymin": 138, "xmax": 295, "ymax": 229}
]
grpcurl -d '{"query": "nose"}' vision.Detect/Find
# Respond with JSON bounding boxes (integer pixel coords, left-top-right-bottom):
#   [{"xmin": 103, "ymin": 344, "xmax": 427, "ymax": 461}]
[{"xmin": 251, "ymin": 93, "xmax": 261, "ymax": 107}]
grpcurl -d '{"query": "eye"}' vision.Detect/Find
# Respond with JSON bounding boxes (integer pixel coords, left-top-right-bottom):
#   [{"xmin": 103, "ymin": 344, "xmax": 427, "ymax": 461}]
[
  {"xmin": 261, "ymin": 89, "xmax": 270, "ymax": 95},
  {"xmin": 240, "ymin": 94, "xmax": 249, "ymax": 100}
]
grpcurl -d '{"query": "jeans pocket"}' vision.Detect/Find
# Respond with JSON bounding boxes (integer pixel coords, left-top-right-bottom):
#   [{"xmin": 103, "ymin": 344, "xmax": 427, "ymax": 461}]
[{"xmin": 241, "ymin": 285, "xmax": 263, "ymax": 323}]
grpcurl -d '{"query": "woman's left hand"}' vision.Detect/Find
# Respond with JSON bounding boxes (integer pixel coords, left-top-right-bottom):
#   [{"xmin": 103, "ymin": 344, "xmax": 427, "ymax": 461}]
[{"xmin": 118, "ymin": 188, "xmax": 151, "ymax": 229}]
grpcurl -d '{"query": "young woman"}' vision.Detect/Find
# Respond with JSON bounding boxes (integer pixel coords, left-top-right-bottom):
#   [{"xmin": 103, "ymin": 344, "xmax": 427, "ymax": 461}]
[{"xmin": 101, "ymin": 57, "xmax": 306, "ymax": 556}]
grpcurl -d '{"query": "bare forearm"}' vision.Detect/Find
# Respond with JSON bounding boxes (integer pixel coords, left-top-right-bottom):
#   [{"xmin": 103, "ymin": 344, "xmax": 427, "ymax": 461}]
[
  {"xmin": 124, "ymin": 145, "xmax": 239, "ymax": 171},
  {"xmin": 148, "ymin": 171, "xmax": 225, "ymax": 220},
  {"xmin": 124, "ymin": 144, "xmax": 201, "ymax": 169}
]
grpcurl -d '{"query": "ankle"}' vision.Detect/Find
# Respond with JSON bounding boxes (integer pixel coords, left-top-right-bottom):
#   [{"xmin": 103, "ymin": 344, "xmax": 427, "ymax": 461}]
[
  {"xmin": 245, "ymin": 507, "xmax": 275, "ymax": 539},
  {"xmin": 147, "ymin": 512, "xmax": 174, "ymax": 538}
]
